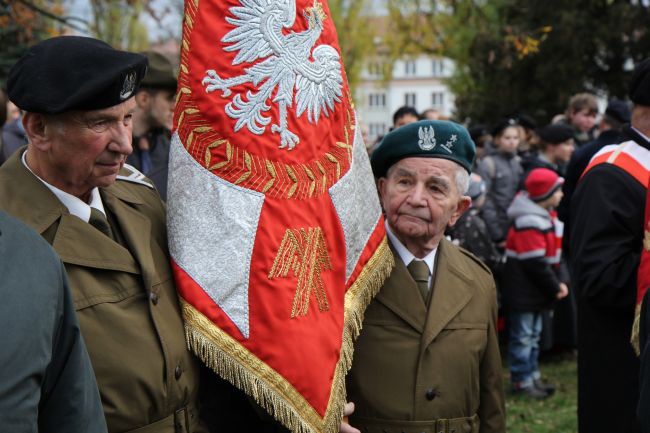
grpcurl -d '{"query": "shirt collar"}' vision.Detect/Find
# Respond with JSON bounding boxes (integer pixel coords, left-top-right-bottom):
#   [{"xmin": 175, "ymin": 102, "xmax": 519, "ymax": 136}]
[
  {"xmin": 385, "ymin": 220, "xmax": 437, "ymax": 275},
  {"xmin": 632, "ymin": 126, "xmax": 650, "ymax": 143},
  {"xmin": 22, "ymin": 151, "xmax": 106, "ymax": 222}
]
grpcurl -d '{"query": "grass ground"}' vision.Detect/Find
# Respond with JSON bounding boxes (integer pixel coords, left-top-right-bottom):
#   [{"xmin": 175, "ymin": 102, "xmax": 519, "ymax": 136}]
[{"xmin": 504, "ymin": 354, "xmax": 578, "ymax": 432}]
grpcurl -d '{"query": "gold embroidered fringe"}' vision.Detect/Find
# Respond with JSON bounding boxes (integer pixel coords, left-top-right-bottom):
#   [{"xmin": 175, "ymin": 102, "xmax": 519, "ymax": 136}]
[
  {"xmin": 632, "ymin": 302, "xmax": 642, "ymax": 356},
  {"xmin": 182, "ymin": 236, "xmax": 393, "ymax": 433}
]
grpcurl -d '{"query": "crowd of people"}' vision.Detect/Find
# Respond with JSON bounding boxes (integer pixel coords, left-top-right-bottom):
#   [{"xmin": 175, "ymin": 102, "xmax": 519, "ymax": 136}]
[{"xmin": 1, "ymin": 34, "xmax": 650, "ymax": 433}]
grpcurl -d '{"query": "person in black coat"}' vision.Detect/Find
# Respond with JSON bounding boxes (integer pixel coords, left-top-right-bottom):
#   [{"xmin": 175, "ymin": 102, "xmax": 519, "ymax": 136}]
[
  {"xmin": 570, "ymin": 59, "xmax": 650, "ymax": 433},
  {"xmin": 640, "ymin": 288, "xmax": 650, "ymax": 432}
]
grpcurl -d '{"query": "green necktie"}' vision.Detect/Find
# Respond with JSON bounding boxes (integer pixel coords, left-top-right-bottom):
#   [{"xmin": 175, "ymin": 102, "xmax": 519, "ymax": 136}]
[
  {"xmin": 89, "ymin": 207, "xmax": 115, "ymax": 240},
  {"xmin": 407, "ymin": 260, "xmax": 430, "ymax": 302}
]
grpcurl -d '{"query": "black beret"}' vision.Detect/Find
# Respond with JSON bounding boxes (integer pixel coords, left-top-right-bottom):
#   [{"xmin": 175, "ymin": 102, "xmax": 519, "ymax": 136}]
[
  {"xmin": 517, "ymin": 113, "xmax": 537, "ymax": 130},
  {"xmin": 605, "ymin": 100, "xmax": 631, "ymax": 124},
  {"xmin": 492, "ymin": 117, "xmax": 519, "ymax": 137},
  {"xmin": 468, "ymin": 124, "xmax": 490, "ymax": 142},
  {"xmin": 8, "ymin": 36, "xmax": 147, "ymax": 114},
  {"xmin": 537, "ymin": 124, "xmax": 574, "ymax": 144},
  {"xmin": 371, "ymin": 120, "xmax": 476, "ymax": 176},
  {"xmin": 629, "ymin": 58, "xmax": 650, "ymax": 106},
  {"xmin": 140, "ymin": 51, "xmax": 177, "ymax": 91}
]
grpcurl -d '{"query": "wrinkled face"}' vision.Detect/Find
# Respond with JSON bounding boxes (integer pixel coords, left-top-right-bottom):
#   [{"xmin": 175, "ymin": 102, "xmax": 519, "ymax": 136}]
[
  {"xmin": 146, "ymin": 89, "xmax": 175, "ymax": 130},
  {"xmin": 552, "ymin": 139, "xmax": 575, "ymax": 163},
  {"xmin": 395, "ymin": 113, "xmax": 419, "ymax": 128},
  {"xmin": 378, "ymin": 157, "xmax": 469, "ymax": 249},
  {"xmin": 44, "ymin": 98, "xmax": 135, "ymax": 198},
  {"xmin": 571, "ymin": 108, "xmax": 597, "ymax": 132},
  {"xmin": 495, "ymin": 126, "xmax": 520, "ymax": 154}
]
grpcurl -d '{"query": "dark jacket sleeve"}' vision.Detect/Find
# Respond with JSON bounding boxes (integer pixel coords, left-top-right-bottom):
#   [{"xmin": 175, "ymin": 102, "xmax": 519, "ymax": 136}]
[
  {"xmin": 569, "ymin": 165, "xmax": 644, "ymax": 309},
  {"xmin": 39, "ymin": 263, "xmax": 108, "ymax": 433},
  {"xmin": 475, "ymin": 158, "xmax": 505, "ymax": 242},
  {"xmin": 519, "ymin": 257, "xmax": 561, "ymax": 299}
]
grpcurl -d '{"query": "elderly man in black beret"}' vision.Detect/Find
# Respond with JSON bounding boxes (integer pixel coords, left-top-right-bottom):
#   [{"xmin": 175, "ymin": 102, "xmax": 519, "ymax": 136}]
[
  {"xmin": 344, "ymin": 120, "xmax": 505, "ymax": 433},
  {"xmin": 0, "ymin": 36, "xmax": 208, "ymax": 433},
  {"xmin": 570, "ymin": 59, "xmax": 650, "ymax": 433},
  {"xmin": 127, "ymin": 51, "xmax": 177, "ymax": 200}
]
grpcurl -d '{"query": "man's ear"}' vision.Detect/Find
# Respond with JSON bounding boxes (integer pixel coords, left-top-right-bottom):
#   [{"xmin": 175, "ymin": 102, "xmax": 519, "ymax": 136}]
[
  {"xmin": 135, "ymin": 90, "xmax": 150, "ymax": 108},
  {"xmin": 22, "ymin": 112, "xmax": 51, "ymax": 151},
  {"xmin": 448, "ymin": 195, "xmax": 471, "ymax": 228}
]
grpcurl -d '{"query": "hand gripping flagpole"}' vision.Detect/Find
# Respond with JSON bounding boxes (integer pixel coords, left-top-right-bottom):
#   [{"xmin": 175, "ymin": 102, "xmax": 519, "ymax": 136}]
[{"xmin": 167, "ymin": 1, "xmax": 394, "ymax": 432}]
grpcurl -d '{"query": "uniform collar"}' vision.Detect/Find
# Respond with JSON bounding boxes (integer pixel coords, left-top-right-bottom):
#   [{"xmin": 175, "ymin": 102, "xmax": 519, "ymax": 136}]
[
  {"xmin": 385, "ymin": 220, "xmax": 437, "ymax": 275},
  {"xmin": 21, "ymin": 151, "xmax": 106, "ymax": 222}
]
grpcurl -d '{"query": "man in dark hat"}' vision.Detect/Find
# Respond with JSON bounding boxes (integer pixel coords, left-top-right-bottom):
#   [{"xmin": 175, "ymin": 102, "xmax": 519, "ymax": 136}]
[
  {"xmin": 558, "ymin": 99, "xmax": 631, "ymax": 233},
  {"xmin": 0, "ymin": 36, "xmax": 208, "ymax": 433},
  {"xmin": 127, "ymin": 51, "xmax": 177, "ymax": 200},
  {"xmin": 345, "ymin": 120, "xmax": 505, "ymax": 433},
  {"xmin": 570, "ymin": 59, "xmax": 650, "ymax": 433},
  {"xmin": 526, "ymin": 123, "xmax": 575, "ymax": 176}
]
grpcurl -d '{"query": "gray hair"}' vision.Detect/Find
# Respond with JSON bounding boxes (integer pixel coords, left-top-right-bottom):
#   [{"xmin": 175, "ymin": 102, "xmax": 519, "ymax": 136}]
[{"xmin": 455, "ymin": 167, "xmax": 470, "ymax": 196}]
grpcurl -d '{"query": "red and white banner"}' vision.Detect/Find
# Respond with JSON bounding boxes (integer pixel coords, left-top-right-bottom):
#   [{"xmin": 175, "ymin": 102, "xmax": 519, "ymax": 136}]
[{"xmin": 167, "ymin": 1, "xmax": 393, "ymax": 432}]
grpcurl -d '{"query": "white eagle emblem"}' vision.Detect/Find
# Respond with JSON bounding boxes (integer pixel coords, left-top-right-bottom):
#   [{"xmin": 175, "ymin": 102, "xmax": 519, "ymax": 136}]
[
  {"xmin": 418, "ymin": 125, "xmax": 436, "ymax": 151},
  {"xmin": 202, "ymin": 0, "xmax": 344, "ymax": 150}
]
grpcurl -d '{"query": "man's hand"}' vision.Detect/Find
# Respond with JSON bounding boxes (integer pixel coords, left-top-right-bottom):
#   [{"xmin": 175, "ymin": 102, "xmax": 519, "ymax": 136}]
[
  {"xmin": 339, "ymin": 402, "xmax": 360, "ymax": 433},
  {"xmin": 557, "ymin": 282, "xmax": 569, "ymax": 299}
]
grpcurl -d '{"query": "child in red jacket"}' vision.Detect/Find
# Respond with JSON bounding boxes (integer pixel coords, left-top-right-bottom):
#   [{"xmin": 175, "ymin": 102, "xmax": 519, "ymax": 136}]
[{"xmin": 502, "ymin": 168, "xmax": 569, "ymax": 398}]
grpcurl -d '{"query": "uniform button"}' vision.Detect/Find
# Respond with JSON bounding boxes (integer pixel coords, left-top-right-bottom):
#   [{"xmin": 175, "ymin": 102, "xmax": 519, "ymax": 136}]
[
  {"xmin": 175, "ymin": 365, "xmax": 182, "ymax": 380},
  {"xmin": 150, "ymin": 292, "xmax": 159, "ymax": 305},
  {"xmin": 425, "ymin": 388, "xmax": 437, "ymax": 400}
]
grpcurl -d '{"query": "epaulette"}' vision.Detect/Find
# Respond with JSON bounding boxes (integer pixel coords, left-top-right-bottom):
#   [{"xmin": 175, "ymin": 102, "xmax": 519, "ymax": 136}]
[
  {"xmin": 458, "ymin": 246, "xmax": 493, "ymax": 277},
  {"xmin": 117, "ymin": 164, "xmax": 155, "ymax": 189}
]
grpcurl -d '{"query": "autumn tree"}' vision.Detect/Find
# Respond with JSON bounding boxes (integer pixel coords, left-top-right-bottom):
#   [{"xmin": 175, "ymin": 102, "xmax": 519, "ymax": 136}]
[
  {"xmin": 328, "ymin": 0, "xmax": 376, "ymax": 94},
  {"xmin": 383, "ymin": 0, "xmax": 650, "ymax": 125}
]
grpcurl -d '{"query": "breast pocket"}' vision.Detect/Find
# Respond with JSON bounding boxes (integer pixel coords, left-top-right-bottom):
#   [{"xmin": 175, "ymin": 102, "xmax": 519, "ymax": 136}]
[{"xmin": 66, "ymin": 265, "xmax": 143, "ymax": 310}]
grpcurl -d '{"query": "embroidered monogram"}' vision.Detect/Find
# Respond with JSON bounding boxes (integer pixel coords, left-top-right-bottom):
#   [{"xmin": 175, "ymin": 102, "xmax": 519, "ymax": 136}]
[
  {"xmin": 120, "ymin": 71, "xmax": 137, "ymax": 100},
  {"xmin": 440, "ymin": 133, "xmax": 458, "ymax": 154},
  {"xmin": 268, "ymin": 227, "xmax": 332, "ymax": 318},
  {"xmin": 202, "ymin": 0, "xmax": 344, "ymax": 150},
  {"xmin": 418, "ymin": 125, "xmax": 436, "ymax": 150}
]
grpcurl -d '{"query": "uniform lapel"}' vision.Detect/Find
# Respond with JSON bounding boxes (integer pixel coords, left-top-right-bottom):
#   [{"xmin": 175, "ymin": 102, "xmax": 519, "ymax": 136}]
[
  {"xmin": 52, "ymin": 213, "xmax": 139, "ymax": 274},
  {"xmin": 0, "ymin": 151, "xmax": 139, "ymax": 273},
  {"xmin": 421, "ymin": 238, "xmax": 473, "ymax": 347},
  {"xmin": 102, "ymin": 184, "xmax": 155, "ymax": 286},
  {"xmin": 374, "ymin": 243, "xmax": 427, "ymax": 333}
]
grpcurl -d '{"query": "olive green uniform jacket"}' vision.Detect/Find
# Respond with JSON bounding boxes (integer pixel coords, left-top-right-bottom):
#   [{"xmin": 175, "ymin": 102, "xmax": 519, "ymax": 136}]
[
  {"xmin": 346, "ymin": 238, "xmax": 505, "ymax": 433},
  {"xmin": 0, "ymin": 151, "xmax": 207, "ymax": 433}
]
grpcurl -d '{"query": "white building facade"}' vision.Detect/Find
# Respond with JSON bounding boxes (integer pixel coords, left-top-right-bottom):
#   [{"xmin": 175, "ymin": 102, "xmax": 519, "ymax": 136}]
[{"xmin": 355, "ymin": 55, "xmax": 456, "ymax": 145}]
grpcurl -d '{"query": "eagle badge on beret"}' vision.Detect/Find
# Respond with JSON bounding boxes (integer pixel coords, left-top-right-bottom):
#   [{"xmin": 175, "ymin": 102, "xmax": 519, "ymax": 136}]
[
  {"xmin": 120, "ymin": 70, "xmax": 137, "ymax": 100},
  {"xmin": 418, "ymin": 125, "xmax": 436, "ymax": 151}
]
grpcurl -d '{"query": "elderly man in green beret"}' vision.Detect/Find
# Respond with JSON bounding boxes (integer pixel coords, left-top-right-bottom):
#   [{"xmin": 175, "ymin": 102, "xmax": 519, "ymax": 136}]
[{"xmin": 345, "ymin": 120, "xmax": 506, "ymax": 433}]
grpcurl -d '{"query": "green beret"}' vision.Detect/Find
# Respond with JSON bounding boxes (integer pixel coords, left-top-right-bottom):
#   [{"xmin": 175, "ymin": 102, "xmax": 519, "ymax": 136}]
[{"xmin": 371, "ymin": 120, "xmax": 476, "ymax": 176}]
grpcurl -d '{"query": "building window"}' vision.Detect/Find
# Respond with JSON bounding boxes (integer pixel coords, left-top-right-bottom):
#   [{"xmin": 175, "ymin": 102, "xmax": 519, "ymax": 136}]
[
  {"xmin": 405, "ymin": 60, "xmax": 417, "ymax": 76},
  {"xmin": 405, "ymin": 93, "xmax": 416, "ymax": 107},
  {"xmin": 431, "ymin": 92, "xmax": 444, "ymax": 108},
  {"xmin": 432, "ymin": 60, "xmax": 445, "ymax": 77},
  {"xmin": 368, "ymin": 93, "xmax": 386, "ymax": 108},
  {"xmin": 368, "ymin": 123, "xmax": 387, "ymax": 139},
  {"xmin": 368, "ymin": 61, "xmax": 384, "ymax": 77}
]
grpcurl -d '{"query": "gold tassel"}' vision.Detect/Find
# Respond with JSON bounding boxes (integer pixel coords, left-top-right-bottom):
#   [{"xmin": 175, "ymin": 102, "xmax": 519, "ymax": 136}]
[
  {"xmin": 182, "ymin": 236, "xmax": 394, "ymax": 433},
  {"xmin": 632, "ymin": 303, "xmax": 642, "ymax": 357}
]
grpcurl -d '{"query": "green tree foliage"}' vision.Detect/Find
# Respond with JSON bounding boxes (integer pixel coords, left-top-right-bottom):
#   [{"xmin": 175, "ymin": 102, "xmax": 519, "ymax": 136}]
[
  {"xmin": 384, "ymin": 0, "xmax": 650, "ymax": 125},
  {"xmin": 88, "ymin": 0, "xmax": 149, "ymax": 51},
  {"xmin": 328, "ymin": 0, "xmax": 376, "ymax": 95},
  {"xmin": 0, "ymin": 0, "xmax": 66, "ymax": 87}
]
